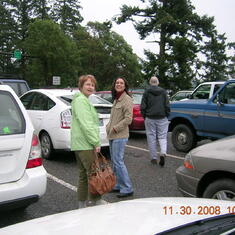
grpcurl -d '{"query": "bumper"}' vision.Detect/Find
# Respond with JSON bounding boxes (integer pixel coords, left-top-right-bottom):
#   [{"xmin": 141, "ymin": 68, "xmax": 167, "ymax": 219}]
[
  {"xmin": 176, "ymin": 165, "xmax": 200, "ymax": 197},
  {"xmin": 129, "ymin": 117, "xmax": 145, "ymax": 130},
  {"xmin": 0, "ymin": 166, "xmax": 47, "ymax": 210},
  {"xmin": 51, "ymin": 128, "xmax": 109, "ymax": 150}
]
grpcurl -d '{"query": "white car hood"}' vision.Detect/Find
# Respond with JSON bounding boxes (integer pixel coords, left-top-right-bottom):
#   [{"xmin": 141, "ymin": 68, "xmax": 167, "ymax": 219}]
[{"xmin": 1, "ymin": 197, "xmax": 233, "ymax": 235}]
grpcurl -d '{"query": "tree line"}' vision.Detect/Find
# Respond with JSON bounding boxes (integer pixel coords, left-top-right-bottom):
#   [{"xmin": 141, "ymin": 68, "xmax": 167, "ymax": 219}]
[{"xmin": 0, "ymin": 0, "xmax": 234, "ymax": 91}]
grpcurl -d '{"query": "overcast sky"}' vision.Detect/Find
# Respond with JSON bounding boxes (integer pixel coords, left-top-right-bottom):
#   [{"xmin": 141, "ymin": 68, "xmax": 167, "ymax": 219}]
[{"xmin": 79, "ymin": 0, "xmax": 235, "ymax": 59}]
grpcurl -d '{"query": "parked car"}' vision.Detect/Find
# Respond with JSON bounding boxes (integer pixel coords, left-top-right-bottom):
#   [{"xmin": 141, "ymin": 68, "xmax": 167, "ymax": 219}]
[
  {"xmin": 95, "ymin": 91, "xmax": 112, "ymax": 103},
  {"xmin": 0, "ymin": 78, "xmax": 30, "ymax": 96},
  {"xmin": 0, "ymin": 85, "xmax": 47, "ymax": 211},
  {"xmin": 169, "ymin": 79, "xmax": 235, "ymax": 152},
  {"xmin": 188, "ymin": 81, "xmax": 225, "ymax": 100},
  {"xmin": 129, "ymin": 91, "xmax": 145, "ymax": 130},
  {"xmin": 95, "ymin": 91, "xmax": 145, "ymax": 130},
  {"xmin": 20, "ymin": 89, "xmax": 112, "ymax": 159},
  {"xmin": 1, "ymin": 197, "xmax": 234, "ymax": 234},
  {"xmin": 176, "ymin": 135, "xmax": 235, "ymax": 201},
  {"xmin": 170, "ymin": 90, "xmax": 193, "ymax": 102}
]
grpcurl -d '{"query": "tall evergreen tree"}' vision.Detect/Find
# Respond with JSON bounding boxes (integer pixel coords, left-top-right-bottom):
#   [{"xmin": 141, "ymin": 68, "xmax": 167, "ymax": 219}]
[
  {"xmin": 0, "ymin": 2, "xmax": 18, "ymax": 73},
  {"xmin": 201, "ymin": 33, "xmax": 229, "ymax": 81},
  {"xmin": 23, "ymin": 19, "xmax": 79, "ymax": 87},
  {"xmin": 32, "ymin": 0, "xmax": 50, "ymax": 20},
  {"xmin": 116, "ymin": 0, "xmax": 232, "ymax": 90}
]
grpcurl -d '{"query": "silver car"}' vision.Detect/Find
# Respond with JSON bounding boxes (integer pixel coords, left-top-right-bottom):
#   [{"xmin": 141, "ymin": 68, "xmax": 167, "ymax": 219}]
[{"xmin": 176, "ymin": 136, "xmax": 235, "ymax": 201}]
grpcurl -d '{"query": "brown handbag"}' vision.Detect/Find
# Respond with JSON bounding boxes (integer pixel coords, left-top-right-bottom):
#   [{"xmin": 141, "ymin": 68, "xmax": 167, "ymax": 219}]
[{"xmin": 88, "ymin": 152, "xmax": 116, "ymax": 195}]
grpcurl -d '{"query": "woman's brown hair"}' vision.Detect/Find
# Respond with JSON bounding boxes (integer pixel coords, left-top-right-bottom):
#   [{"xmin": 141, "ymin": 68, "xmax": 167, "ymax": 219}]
[{"xmin": 111, "ymin": 77, "xmax": 131, "ymax": 101}]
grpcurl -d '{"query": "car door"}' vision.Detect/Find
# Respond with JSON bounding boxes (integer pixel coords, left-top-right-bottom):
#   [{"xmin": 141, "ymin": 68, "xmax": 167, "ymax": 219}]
[
  {"xmin": 0, "ymin": 87, "xmax": 33, "ymax": 183},
  {"xmin": 26, "ymin": 93, "xmax": 54, "ymax": 133},
  {"xmin": 191, "ymin": 84, "xmax": 211, "ymax": 99},
  {"xmin": 202, "ymin": 82, "xmax": 235, "ymax": 137}
]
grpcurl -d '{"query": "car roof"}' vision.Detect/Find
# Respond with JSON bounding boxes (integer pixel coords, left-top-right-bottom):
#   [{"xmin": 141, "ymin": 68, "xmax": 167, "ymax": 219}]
[
  {"xmin": 198, "ymin": 81, "xmax": 225, "ymax": 85},
  {"xmin": 26, "ymin": 89, "xmax": 79, "ymax": 97},
  {"xmin": 24, "ymin": 89, "xmax": 112, "ymax": 106},
  {"xmin": 95, "ymin": 91, "xmax": 143, "ymax": 94},
  {"xmin": 0, "ymin": 79, "xmax": 27, "ymax": 82},
  {"xmin": 1, "ymin": 197, "xmax": 234, "ymax": 235},
  {"xmin": 95, "ymin": 91, "xmax": 111, "ymax": 93},
  {"xmin": 0, "ymin": 84, "xmax": 15, "ymax": 92},
  {"xmin": 175, "ymin": 90, "xmax": 192, "ymax": 93}
]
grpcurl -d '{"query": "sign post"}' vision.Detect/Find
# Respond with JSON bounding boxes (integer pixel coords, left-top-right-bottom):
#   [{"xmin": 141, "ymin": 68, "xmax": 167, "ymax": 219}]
[{"xmin": 52, "ymin": 76, "xmax": 61, "ymax": 86}]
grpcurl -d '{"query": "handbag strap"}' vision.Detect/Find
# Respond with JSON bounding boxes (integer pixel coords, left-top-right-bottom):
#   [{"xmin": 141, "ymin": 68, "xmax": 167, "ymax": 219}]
[{"xmin": 89, "ymin": 152, "xmax": 106, "ymax": 174}]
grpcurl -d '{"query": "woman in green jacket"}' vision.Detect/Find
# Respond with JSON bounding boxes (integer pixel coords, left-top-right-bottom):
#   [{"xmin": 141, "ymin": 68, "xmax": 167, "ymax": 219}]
[{"xmin": 71, "ymin": 74, "xmax": 107, "ymax": 208}]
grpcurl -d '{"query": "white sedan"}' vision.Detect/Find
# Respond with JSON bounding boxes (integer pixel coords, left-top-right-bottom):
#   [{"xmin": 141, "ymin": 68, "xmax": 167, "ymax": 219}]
[
  {"xmin": 1, "ymin": 197, "xmax": 234, "ymax": 234},
  {"xmin": 20, "ymin": 89, "xmax": 112, "ymax": 159}
]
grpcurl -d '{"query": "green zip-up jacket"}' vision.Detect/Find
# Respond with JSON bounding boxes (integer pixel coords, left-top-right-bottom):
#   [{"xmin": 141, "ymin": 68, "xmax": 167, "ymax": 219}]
[{"xmin": 70, "ymin": 92, "xmax": 100, "ymax": 151}]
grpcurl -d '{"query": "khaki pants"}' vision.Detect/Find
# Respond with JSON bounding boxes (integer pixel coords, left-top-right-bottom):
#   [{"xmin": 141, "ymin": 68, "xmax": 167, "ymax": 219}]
[{"xmin": 75, "ymin": 150, "xmax": 101, "ymax": 201}]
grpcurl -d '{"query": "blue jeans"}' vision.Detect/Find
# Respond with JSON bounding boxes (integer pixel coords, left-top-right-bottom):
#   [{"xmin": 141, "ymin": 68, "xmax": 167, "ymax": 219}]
[
  {"xmin": 145, "ymin": 117, "xmax": 169, "ymax": 160},
  {"xmin": 109, "ymin": 138, "xmax": 133, "ymax": 194}
]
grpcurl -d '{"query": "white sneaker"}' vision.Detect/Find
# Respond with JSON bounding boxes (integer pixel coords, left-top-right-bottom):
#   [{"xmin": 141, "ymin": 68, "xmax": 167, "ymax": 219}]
[
  {"xmin": 87, "ymin": 199, "xmax": 108, "ymax": 207},
  {"xmin": 95, "ymin": 199, "xmax": 108, "ymax": 205},
  {"xmin": 78, "ymin": 201, "xmax": 87, "ymax": 209}
]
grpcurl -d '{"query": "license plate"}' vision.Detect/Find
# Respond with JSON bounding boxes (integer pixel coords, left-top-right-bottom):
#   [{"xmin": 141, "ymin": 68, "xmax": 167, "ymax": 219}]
[{"xmin": 99, "ymin": 119, "xmax": 104, "ymax": 126}]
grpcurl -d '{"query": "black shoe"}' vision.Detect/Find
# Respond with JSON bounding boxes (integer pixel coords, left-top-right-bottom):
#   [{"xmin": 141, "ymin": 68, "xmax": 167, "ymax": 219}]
[
  {"xmin": 109, "ymin": 189, "xmax": 120, "ymax": 193},
  {"xmin": 159, "ymin": 154, "xmax": 165, "ymax": 167},
  {"xmin": 116, "ymin": 192, "xmax": 134, "ymax": 198},
  {"xmin": 151, "ymin": 159, "xmax": 157, "ymax": 165}
]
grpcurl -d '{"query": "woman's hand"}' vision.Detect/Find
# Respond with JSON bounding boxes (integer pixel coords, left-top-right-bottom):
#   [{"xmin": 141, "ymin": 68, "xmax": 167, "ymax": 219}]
[{"xmin": 94, "ymin": 146, "xmax": 101, "ymax": 153}]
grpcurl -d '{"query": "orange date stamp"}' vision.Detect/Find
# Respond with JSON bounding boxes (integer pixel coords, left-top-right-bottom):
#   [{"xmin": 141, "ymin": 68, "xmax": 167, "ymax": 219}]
[{"xmin": 163, "ymin": 205, "xmax": 235, "ymax": 215}]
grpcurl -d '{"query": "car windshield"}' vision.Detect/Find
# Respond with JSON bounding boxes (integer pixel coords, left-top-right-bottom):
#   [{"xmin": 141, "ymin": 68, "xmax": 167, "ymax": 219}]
[{"xmin": 160, "ymin": 214, "xmax": 235, "ymax": 234}]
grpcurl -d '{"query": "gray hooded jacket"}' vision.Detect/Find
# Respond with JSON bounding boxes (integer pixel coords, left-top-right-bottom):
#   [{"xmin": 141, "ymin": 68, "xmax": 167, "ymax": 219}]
[{"xmin": 140, "ymin": 85, "xmax": 170, "ymax": 119}]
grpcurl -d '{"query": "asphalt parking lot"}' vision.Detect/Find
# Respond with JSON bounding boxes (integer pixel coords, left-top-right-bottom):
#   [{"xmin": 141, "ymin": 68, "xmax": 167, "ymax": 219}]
[{"xmin": 0, "ymin": 132, "xmax": 188, "ymax": 228}]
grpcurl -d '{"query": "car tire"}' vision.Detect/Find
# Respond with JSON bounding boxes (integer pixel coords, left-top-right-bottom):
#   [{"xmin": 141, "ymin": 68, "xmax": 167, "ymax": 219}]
[
  {"xmin": 40, "ymin": 132, "xmax": 54, "ymax": 160},
  {"xmin": 203, "ymin": 178, "xmax": 235, "ymax": 201},
  {"xmin": 171, "ymin": 124, "xmax": 196, "ymax": 152}
]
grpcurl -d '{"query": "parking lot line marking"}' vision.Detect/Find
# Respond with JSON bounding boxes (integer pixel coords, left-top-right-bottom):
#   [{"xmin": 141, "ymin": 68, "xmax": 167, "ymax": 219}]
[
  {"xmin": 126, "ymin": 144, "xmax": 184, "ymax": 160},
  {"xmin": 47, "ymin": 173, "xmax": 77, "ymax": 192},
  {"xmin": 47, "ymin": 146, "xmax": 183, "ymax": 192}
]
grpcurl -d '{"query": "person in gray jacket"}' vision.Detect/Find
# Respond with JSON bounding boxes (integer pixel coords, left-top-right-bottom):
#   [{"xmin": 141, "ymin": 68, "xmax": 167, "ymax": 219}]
[{"xmin": 140, "ymin": 76, "xmax": 170, "ymax": 166}]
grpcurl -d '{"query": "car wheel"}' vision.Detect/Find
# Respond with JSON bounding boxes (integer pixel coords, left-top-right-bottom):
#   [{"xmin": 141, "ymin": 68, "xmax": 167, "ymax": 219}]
[
  {"xmin": 203, "ymin": 179, "xmax": 235, "ymax": 201},
  {"xmin": 40, "ymin": 132, "xmax": 53, "ymax": 160},
  {"xmin": 171, "ymin": 124, "xmax": 196, "ymax": 152}
]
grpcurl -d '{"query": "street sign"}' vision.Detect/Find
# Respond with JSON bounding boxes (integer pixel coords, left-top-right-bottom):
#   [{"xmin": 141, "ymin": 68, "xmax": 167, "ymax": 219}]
[
  {"xmin": 14, "ymin": 50, "xmax": 22, "ymax": 60},
  {"xmin": 52, "ymin": 76, "xmax": 61, "ymax": 85}
]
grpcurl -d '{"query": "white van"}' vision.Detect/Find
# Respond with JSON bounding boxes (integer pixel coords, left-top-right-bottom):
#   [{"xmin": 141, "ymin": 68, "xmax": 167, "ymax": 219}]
[{"xmin": 0, "ymin": 85, "xmax": 47, "ymax": 211}]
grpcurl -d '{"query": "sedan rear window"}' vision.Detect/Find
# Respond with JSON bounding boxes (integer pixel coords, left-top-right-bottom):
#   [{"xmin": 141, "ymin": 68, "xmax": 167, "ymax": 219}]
[
  {"xmin": 132, "ymin": 93, "xmax": 143, "ymax": 105},
  {"xmin": 0, "ymin": 91, "xmax": 25, "ymax": 135}
]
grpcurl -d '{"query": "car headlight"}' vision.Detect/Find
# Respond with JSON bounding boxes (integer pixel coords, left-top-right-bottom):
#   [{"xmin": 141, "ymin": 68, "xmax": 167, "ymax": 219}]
[{"xmin": 183, "ymin": 152, "xmax": 194, "ymax": 169}]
